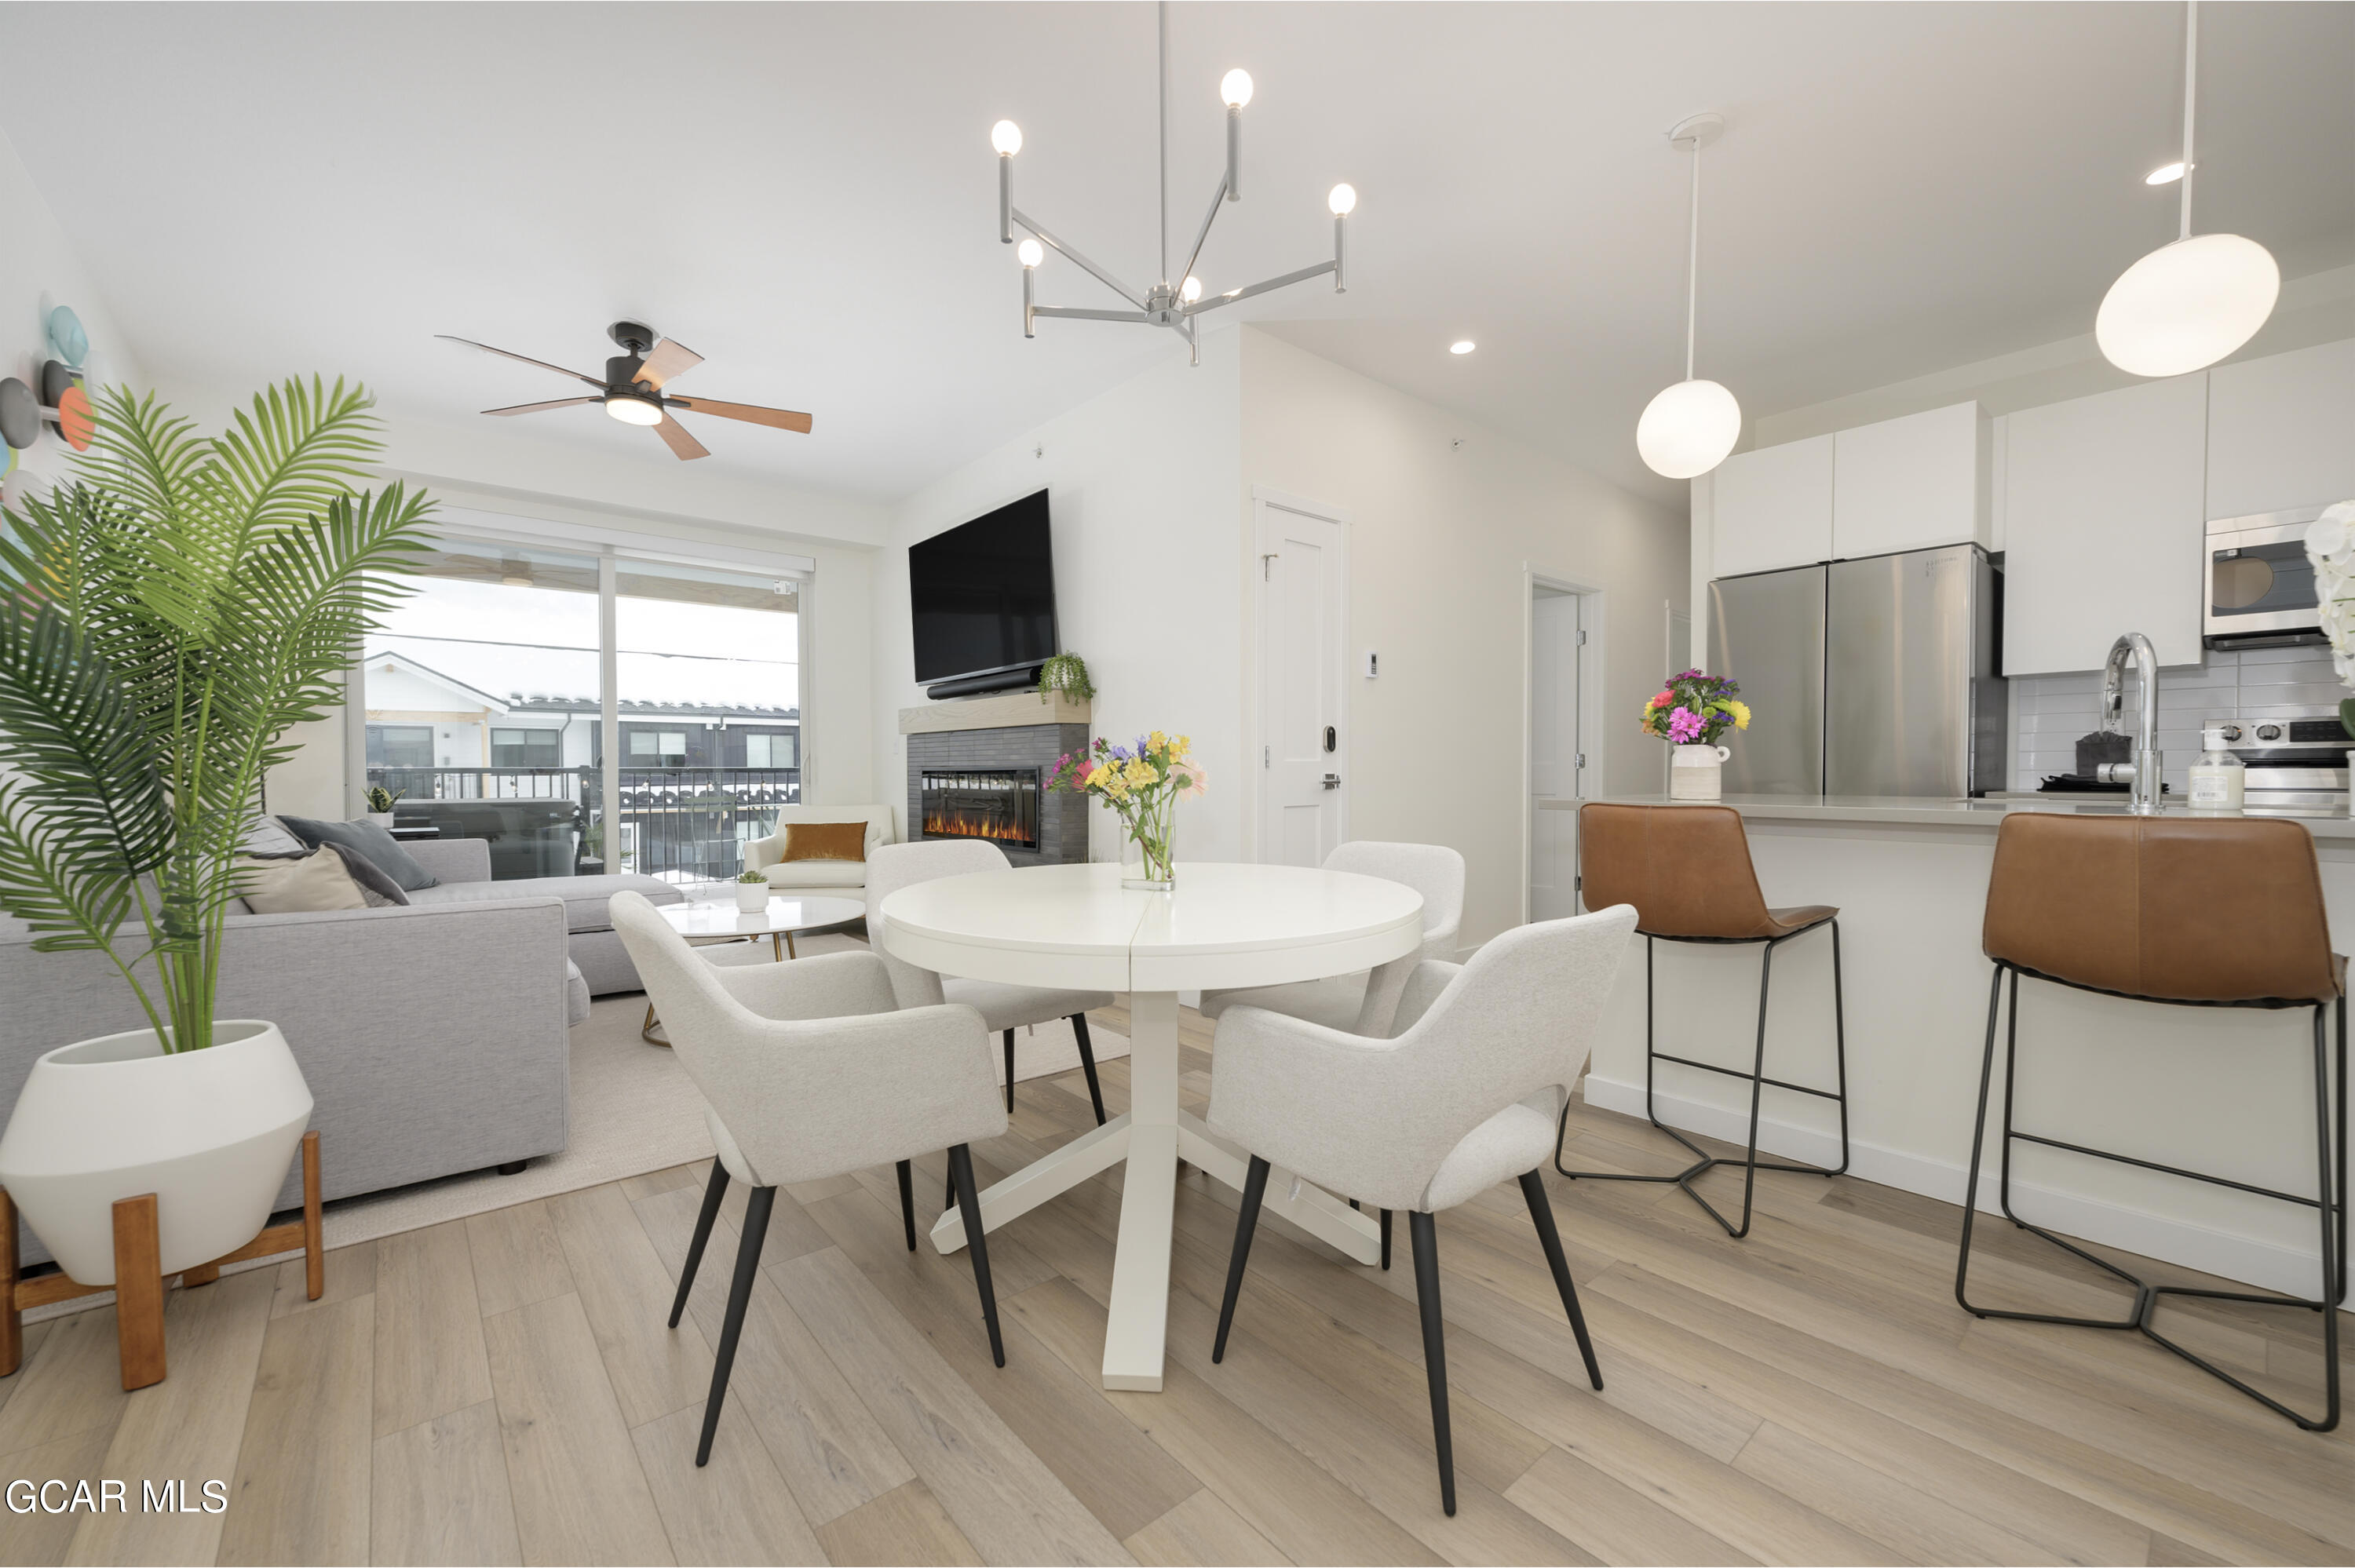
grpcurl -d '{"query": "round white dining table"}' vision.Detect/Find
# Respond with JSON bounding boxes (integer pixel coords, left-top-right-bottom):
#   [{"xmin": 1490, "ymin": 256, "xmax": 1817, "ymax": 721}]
[{"xmin": 878, "ymin": 859, "xmax": 1423, "ymax": 1391}]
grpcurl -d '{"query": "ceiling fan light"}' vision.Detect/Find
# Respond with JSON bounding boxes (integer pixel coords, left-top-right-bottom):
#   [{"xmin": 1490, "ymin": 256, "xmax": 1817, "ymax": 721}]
[
  {"xmin": 605, "ymin": 393, "xmax": 664, "ymax": 426},
  {"xmin": 1637, "ymin": 378, "xmax": 1742, "ymax": 480},
  {"xmin": 2095, "ymin": 232, "xmax": 2279, "ymax": 377}
]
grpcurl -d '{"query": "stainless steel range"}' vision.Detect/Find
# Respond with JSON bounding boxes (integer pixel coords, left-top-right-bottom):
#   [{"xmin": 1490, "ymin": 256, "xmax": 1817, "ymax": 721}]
[{"xmin": 2210, "ymin": 709, "xmax": 2351, "ymax": 808}]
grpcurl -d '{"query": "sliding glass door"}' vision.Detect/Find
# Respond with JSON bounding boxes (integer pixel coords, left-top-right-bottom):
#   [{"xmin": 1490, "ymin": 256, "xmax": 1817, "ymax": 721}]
[{"xmin": 357, "ymin": 532, "xmax": 802, "ymax": 886}]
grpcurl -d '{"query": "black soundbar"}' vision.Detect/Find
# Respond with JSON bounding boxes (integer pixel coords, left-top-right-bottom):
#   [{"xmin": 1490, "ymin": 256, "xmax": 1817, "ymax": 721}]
[{"xmin": 923, "ymin": 664, "xmax": 1043, "ymax": 701}]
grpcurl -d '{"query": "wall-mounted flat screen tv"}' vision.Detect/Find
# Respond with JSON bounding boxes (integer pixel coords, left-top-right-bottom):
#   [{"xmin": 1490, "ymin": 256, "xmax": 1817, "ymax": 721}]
[{"xmin": 909, "ymin": 488, "xmax": 1058, "ymax": 687}]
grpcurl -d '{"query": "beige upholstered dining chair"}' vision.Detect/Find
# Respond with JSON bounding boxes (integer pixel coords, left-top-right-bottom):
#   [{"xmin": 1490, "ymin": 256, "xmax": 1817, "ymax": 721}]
[
  {"xmin": 1205, "ymin": 903, "xmax": 1637, "ymax": 1515},
  {"xmin": 610, "ymin": 890, "xmax": 1010, "ymax": 1469}
]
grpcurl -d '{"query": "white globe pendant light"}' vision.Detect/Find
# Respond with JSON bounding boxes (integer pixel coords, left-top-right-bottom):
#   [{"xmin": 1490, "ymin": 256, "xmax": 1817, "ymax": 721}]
[
  {"xmin": 2096, "ymin": 0, "xmax": 2278, "ymax": 377},
  {"xmin": 1639, "ymin": 114, "xmax": 1741, "ymax": 480}
]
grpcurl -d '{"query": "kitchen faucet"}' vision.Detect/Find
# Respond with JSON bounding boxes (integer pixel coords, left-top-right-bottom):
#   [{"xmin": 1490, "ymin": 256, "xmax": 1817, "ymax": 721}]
[{"xmin": 2096, "ymin": 632, "xmax": 2163, "ymax": 815}]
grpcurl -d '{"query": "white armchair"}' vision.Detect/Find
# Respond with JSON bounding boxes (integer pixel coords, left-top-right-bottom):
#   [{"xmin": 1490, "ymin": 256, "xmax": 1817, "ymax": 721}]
[
  {"xmin": 867, "ymin": 840, "xmax": 1115, "ymax": 1127},
  {"xmin": 1205, "ymin": 903, "xmax": 1636, "ymax": 1515},
  {"xmin": 610, "ymin": 890, "xmax": 1010, "ymax": 1469},
  {"xmin": 1199, "ymin": 841, "xmax": 1466, "ymax": 1036},
  {"xmin": 744, "ymin": 804, "xmax": 896, "ymax": 895}
]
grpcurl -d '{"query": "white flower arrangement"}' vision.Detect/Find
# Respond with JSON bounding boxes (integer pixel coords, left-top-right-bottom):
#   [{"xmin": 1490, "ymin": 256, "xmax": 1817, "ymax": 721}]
[{"xmin": 2303, "ymin": 501, "xmax": 2355, "ymax": 704}]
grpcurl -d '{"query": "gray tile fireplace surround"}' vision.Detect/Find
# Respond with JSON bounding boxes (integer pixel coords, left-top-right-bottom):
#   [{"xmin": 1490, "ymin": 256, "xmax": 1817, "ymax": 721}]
[{"xmin": 907, "ymin": 722, "xmax": 1091, "ymax": 867}]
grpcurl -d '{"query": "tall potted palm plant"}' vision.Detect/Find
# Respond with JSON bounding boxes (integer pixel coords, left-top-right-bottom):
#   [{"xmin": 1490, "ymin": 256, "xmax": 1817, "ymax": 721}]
[{"xmin": 0, "ymin": 378, "xmax": 432, "ymax": 1285}]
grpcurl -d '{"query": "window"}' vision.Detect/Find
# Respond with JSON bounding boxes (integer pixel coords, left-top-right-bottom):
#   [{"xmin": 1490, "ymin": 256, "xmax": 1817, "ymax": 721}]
[
  {"xmin": 745, "ymin": 732, "xmax": 798, "ymax": 769},
  {"xmin": 367, "ymin": 724, "xmax": 434, "ymax": 769},
  {"xmin": 491, "ymin": 728, "xmax": 561, "ymax": 768},
  {"xmin": 627, "ymin": 730, "xmax": 689, "ymax": 767}
]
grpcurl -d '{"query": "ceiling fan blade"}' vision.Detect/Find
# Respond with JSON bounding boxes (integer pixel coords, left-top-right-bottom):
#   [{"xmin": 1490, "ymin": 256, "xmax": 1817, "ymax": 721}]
[
  {"xmin": 633, "ymin": 338, "xmax": 705, "ymax": 390},
  {"xmin": 652, "ymin": 414, "xmax": 710, "ymax": 461},
  {"xmin": 436, "ymin": 334, "xmax": 603, "ymax": 388},
  {"xmin": 669, "ymin": 396, "xmax": 812, "ymax": 434},
  {"xmin": 483, "ymin": 397, "xmax": 601, "ymax": 417}
]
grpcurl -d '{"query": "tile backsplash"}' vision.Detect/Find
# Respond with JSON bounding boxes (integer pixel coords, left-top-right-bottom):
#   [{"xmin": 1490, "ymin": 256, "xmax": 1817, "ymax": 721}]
[{"xmin": 2010, "ymin": 645, "xmax": 2344, "ymax": 794}]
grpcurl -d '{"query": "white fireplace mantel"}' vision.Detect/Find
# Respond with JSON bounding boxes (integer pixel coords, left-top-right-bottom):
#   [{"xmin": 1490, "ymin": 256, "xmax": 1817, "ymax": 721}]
[{"xmin": 899, "ymin": 690, "xmax": 1091, "ymax": 736}]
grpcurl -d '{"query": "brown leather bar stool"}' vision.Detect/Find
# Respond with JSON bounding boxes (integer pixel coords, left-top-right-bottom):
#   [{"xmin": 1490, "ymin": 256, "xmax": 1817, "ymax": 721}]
[
  {"xmin": 1554, "ymin": 803, "xmax": 1849, "ymax": 1238},
  {"xmin": 1961, "ymin": 812, "xmax": 2346, "ymax": 1431}
]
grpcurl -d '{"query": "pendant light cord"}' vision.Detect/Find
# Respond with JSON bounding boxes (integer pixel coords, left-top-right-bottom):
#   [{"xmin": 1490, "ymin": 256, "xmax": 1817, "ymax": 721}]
[
  {"xmin": 2178, "ymin": 0, "xmax": 2197, "ymax": 241},
  {"xmin": 1685, "ymin": 134, "xmax": 1701, "ymax": 381},
  {"xmin": 1159, "ymin": 0, "xmax": 1171, "ymax": 286}
]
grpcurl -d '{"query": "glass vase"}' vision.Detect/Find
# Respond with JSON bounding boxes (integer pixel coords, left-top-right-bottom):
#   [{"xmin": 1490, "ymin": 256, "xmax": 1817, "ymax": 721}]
[{"xmin": 1121, "ymin": 792, "xmax": 1177, "ymax": 891}]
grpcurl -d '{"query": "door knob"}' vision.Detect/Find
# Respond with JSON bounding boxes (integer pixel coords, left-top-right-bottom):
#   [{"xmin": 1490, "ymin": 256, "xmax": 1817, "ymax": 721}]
[{"xmin": 1321, "ymin": 773, "xmax": 1341, "ymax": 790}]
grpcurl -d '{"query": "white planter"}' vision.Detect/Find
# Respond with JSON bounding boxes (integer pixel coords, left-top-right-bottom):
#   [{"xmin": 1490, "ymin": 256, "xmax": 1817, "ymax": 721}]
[
  {"xmin": 735, "ymin": 883, "xmax": 770, "ymax": 913},
  {"xmin": 363, "ymin": 812, "xmax": 396, "ymax": 828},
  {"xmin": 1669, "ymin": 742, "xmax": 1732, "ymax": 802},
  {"xmin": 0, "ymin": 1020, "xmax": 312, "ymax": 1284}
]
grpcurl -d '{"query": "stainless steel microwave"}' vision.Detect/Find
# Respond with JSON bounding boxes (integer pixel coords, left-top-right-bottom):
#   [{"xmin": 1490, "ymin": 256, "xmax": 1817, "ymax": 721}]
[{"xmin": 2205, "ymin": 505, "xmax": 2328, "ymax": 650}]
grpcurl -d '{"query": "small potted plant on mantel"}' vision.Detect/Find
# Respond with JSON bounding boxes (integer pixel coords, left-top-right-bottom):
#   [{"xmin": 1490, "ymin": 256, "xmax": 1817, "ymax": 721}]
[{"xmin": 0, "ymin": 378, "xmax": 433, "ymax": 1307}]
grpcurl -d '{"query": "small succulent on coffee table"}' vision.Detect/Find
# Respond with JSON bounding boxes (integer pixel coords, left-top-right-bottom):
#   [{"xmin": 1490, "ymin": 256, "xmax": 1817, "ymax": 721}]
[{"xmin": 735, "ymin": 869, "xmax": 765, "ymax": 885}]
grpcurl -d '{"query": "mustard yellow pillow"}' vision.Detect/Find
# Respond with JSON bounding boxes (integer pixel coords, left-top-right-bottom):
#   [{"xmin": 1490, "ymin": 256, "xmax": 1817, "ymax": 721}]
[{"xmin": 780, "ymin": 822, "xmax": 868, "ymax": 863}]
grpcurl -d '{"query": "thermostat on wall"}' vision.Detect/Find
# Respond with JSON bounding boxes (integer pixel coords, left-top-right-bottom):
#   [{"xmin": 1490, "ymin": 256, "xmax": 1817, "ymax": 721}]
[{"xmin": 1363, "ymin": 651, "xmax": 1378, "ymax": 679}]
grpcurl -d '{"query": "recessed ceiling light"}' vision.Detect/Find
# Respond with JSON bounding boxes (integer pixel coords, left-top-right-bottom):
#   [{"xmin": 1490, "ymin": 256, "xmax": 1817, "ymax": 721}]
[
  {"xmin": 2145, "ymin": 161, "xmax": 2186, "ymax": 185},
  {"xmin": 1449, "ymin": 340, "xmax": 1476, "ymax": 355}
]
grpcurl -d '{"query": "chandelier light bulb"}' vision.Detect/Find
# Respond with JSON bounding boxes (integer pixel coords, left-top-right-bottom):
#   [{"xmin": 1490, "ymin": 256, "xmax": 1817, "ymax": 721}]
[
  {"xmin": 1181, "ymin": 275, "xmax": 1203, "ymax": 303},
  {"xmin": 604, "ymin": 394, "xmax": 664, "ymax": 428},
  {"xmin": 2096, "ymin": 232, "xmax": 2280, "ymax": 377},
  {"xmin": 1637, "ymin": 379, "xmax": 1743, "ymax": 480},
  {"xmin": 1017, "ymin": 238, "xmax": 1045, "ymax": 268},
  {"xmin": 991, "ymin": 119, "xmax": 1023, "ymax": 156},
  {"xmin": 2145, "ymin": 161, "xmax": 2187, "ymax": 185},
  {"xmin": 1327, "ymin": 183, "xmax": 1357, "ymax": 217},
  {"xmin": 1220, "ymin": 69, "xmax": 1253, "ymax": 109}
]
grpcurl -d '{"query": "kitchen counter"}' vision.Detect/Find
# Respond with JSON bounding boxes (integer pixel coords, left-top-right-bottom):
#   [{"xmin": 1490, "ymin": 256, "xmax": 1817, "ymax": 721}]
[
  {"xmin": 1552, "ymin": 790, "xmax": 2352, "ymax": 1311},
  {"xmin": 1546, "ymin": 790, "xmax": 2355, "ymax": 841}
]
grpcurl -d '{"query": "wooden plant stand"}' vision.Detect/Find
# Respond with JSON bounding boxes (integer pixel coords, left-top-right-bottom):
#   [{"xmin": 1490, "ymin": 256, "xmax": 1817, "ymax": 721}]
[{"xmin": 0, "ymin": 1129, "xmax": 323, "ymax": 1390}]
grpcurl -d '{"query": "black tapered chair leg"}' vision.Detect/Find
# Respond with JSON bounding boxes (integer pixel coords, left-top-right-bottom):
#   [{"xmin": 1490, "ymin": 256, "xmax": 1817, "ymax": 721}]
[
  {"xmin": 1408, "ymin": 1211, "xmax": 1456, "ymax": 1516},
  {"xmin": 1070, "ymin": 1013, "xmax": 1108, "ymax": 1125},
  {"xmin": 697, "ymin": 1184, "xmax": 775, "ymax": 1466},
  {"xmin": 896, "ymin": 1159, "xmax": 917, "ymax": 1252},
  {"xmin": 946, "ymin": 1165, "xmax": 957, "ymax": 1209},
  {"xmin": 1520, "ymin": 1169, "xmax": 1603, "ymax": 1389},
  {"xmin": 670, "ymin": 1159, "xmax": 729, "ymax": 1329},
  {"xmin": 1214, "ymin": 1156, "xmax": 1272, "ymax": 1362},
  {"xmin": 1002, "ymin": 1029, "xmax": 1017, "ymax": 1113},
  {"xmin": 947, "ymin": 1144, "xmax": 1005, "ymax": 1366},
  {"xmin": 1380, "ymin": 1209, "xmax": 1393, "ymax": 1271}
]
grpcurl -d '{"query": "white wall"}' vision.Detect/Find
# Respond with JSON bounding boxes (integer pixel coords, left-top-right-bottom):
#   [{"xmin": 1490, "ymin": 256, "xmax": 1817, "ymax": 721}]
[
  {"xmin": 1238, "ymin": 330, "xmax": 1690, "ymax": 948},
  {"xmin": 0, "ymin": 127, "xmax": 146, "ymax": 504},
  {"xmin": 876, "ymin": 330, "xmax": 1247, "ymax": 859}
]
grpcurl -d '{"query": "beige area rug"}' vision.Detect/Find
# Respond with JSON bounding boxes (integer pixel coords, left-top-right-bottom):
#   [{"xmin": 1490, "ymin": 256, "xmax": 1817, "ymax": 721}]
[{"xmin": 26, "ymin": 932, "xmax": 1129, "ymax": 1321}]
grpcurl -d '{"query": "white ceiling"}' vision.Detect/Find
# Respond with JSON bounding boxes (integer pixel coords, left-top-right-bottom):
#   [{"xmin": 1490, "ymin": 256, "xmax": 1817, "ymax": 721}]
[{"xmin": 5, "ymin": 2, "xmax": 2350, "ymax": 512}]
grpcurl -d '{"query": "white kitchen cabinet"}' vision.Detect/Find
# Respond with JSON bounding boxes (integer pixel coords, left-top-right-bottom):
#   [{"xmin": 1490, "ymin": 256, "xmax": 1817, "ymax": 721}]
[
  {"xmin": 1710, "ymin": 433, "xmax": 1832, "ymax": 578},
  {"xmin": 2004, "ymin": 374, "xmax": 2207, "ymax": 675},
  {"xmin": 1832, "ymin": 401, "xmax": 1990, "ymax": 559},
  {"xmin": 2206, "ymin": 338, "xmax": 2355, "ymax": 519}
]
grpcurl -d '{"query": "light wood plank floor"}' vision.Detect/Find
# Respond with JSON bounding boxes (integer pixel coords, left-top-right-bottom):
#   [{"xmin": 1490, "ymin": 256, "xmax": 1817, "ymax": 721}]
[{"xmin": 3, "ymin": 1001, "xmax": 2349, "ymax": 1566}]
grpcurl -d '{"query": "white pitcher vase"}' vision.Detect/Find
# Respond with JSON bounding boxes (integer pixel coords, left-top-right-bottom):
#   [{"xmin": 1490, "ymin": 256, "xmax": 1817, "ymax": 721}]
[{"xmin": 1669, "ymin": 743, "xmax": 1732, "ymax": 802}]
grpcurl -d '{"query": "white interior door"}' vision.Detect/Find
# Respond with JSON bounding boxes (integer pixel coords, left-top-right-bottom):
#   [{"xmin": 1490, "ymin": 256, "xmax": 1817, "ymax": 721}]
[
  {"xmin": 1529, "ymin": 590, "xmax": 1584, "ymax": 920},
  {"xmin": 1256, "ymin": 500, "xmax": 1345, "ymax": 867}
]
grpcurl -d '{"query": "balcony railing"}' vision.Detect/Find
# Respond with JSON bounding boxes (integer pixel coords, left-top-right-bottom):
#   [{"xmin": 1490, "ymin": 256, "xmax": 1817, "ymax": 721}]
[{"xmin": 367, "ymin": 764, "xmax": 801, "ymax": 884}]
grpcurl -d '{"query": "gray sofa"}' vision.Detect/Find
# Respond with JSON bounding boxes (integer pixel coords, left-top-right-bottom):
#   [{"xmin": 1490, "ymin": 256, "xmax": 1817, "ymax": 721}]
[{"xmin": 0, "ymin": 838, "xmax": 682, "ymax": 1267}]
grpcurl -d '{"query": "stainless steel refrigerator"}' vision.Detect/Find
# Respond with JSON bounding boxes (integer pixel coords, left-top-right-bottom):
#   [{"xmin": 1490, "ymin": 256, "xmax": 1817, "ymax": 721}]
[{"xmin": 1707, "ymin": 544, "xmax": 2005, "ymax": 797}]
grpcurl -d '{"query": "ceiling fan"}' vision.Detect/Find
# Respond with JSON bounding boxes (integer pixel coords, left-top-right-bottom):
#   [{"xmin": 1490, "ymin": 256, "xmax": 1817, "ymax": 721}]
[{"xmin": 436, "ymin": 320, "xmax": 812, "ymax": 461}]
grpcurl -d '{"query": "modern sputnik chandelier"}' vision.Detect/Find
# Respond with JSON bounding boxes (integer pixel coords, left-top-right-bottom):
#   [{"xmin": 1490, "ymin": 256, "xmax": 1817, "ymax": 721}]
[{"xmin": 990, "ymin": 2, "xmax": 1356, "ymax": 366}]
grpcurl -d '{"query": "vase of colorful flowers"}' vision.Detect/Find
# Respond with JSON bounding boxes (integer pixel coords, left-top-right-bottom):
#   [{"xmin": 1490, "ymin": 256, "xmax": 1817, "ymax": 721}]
[
  {"xmin": 1050, "ymin": 731, "xmax": 1207, "ymax": 890},
  {"xmin": 1642, "ymin": 670, "xmax": 1751, "ymax": 802}
]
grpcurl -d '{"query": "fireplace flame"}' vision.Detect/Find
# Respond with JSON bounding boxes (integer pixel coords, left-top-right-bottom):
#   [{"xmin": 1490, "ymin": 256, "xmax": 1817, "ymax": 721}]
[{"xmin": 924, "ymin": 806, "xmax": 1031, "ymax": 844}]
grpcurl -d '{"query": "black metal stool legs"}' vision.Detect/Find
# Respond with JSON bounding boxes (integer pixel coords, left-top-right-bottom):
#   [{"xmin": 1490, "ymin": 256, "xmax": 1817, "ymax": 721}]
[
  {"xmin": 1555, "ymin": 922, "xmax": 1851, "ymax": 1239},
  {"xmin": 696, "ymin": 1183, "xmax": 776, "ymax": 1466},
  {"xmin": 1958, "ymin": 965, "xmax": 2344, "ymax": 1433},
  {"xmin": 1071, "ymin": 1013, "xmax": 1108, "ymax": 1125}
]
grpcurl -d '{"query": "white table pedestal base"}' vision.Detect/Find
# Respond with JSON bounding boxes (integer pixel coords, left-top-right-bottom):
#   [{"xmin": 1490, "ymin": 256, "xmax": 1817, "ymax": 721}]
[{"xmin": 927, "ymin": 990, "xmax": 1380, "ymax": 1391}]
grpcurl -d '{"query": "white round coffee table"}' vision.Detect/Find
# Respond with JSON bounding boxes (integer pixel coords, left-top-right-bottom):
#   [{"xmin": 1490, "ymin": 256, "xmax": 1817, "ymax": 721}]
[
  {"xmin": 643, "ymin": 893, "xmax": 867, "ymax": 1045},
  {"xmin": 878, "ymin": 860, "xmax": 1423, "ymax": 1391}
]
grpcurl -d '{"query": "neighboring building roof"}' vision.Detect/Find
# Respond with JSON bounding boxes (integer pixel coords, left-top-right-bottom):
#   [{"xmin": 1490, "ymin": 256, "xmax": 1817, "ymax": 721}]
[{"xmin": 364, "ymin": 636, "xmax": 798, "ymax": 721}]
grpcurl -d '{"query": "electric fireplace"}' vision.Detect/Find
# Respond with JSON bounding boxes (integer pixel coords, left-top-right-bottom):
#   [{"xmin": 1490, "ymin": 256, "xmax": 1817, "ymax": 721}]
[{"xmin": 920, "ymin": 768, "xmax": 1041, "ymax": 851}]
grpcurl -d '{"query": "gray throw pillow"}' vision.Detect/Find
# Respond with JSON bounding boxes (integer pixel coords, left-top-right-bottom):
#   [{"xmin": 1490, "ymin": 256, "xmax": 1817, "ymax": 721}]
[
  {"xmin": 244, "ymin": 814, "xmax": 309, "ymax": 856},
  {"xmin": 278, "ymin": 814, "xmax": 440, "ymax": 891}
]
